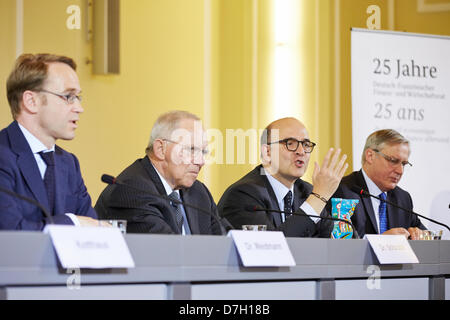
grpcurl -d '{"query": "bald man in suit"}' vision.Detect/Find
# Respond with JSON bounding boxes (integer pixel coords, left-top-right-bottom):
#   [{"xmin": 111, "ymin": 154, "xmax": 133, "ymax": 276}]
[{"xmin": 218, "ymin": 117, "xmax": 348, "ymax": 238}]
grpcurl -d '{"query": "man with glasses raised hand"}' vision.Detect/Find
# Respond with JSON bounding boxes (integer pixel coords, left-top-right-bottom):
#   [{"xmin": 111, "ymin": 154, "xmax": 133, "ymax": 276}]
[
  {"xmin": 95, "ymin": 110, "xmax": 225, "ymax": 235},
  {"xmin": 0, "ymin": 53, "xmax": 98, "ymax": 230},
  {"xmin": 218, "ymin": 117, "xmax": 348, "ymax": 237},
  {"xmin": 330, "ymin": 129, "xmax": 425, "ymax": 239}
]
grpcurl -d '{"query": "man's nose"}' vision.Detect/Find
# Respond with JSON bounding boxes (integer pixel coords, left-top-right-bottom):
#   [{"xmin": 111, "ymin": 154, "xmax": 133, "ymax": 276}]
[
  {"xmin": 295, "ymin": 143, "xmax": 306, "ymax": 155},
  {"xmin": 193, "ymin": 150, "xmax": 205, "ymax": 166},
  {"xmin": 72, "ymin": 99, "xmax": 84, "ymax": 113},
  {"xmin": 394, "ymin": 163, "xmax": 404, "ymax": 175}
]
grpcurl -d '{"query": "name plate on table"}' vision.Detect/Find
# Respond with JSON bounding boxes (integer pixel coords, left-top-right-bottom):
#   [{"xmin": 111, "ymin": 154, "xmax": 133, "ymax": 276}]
[
  {"xmin": 228, "ymin": 230, "xmax": 296, "ymax": 267},
  {"xmin": 365, "ymin": 235, "xmax": 419, "ymax": 264},
  {"xmin": 44, "ymin": 225, "xmax": 135, "ymax": 269}
]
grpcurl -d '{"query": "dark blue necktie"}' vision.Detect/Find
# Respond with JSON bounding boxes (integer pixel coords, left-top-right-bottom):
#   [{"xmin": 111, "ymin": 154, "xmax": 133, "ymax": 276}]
[
  {"xmin": 39, "ymin": 151, "xmax": 55, "ymax": 215},
  {"xmin": 379, "ymin": 192, "xmax": 388, "ymax": 234}
]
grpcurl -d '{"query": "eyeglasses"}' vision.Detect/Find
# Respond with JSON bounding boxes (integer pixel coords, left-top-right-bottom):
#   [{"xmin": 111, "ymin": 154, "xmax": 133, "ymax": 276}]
[
  {"xmin": 163, "ymin": 139, "xmax": 209, "ymax": 157},
  {"xmin": 267, "ymin": 138, "xmax": 316, "ymax": 153},
  {"xmin": 39, "ymin": 89, "xmax": 82, "ymax": 104},
  {"xmin": 373, "ymin": 149, "xmax": 412, "ymax": 168}
]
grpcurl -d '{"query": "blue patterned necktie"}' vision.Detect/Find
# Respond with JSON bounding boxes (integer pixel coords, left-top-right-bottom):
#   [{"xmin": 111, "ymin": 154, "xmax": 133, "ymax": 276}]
[
  {"xmin": 39, "ymin": 151, "xmax": 55, "ymax": 215},
  {"xmin": 378, "ymin": 192, "xmax": 388, "ymax": 234}
]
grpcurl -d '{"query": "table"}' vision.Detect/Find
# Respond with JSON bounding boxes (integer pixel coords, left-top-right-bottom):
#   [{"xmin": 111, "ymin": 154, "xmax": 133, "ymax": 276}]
[{"xmin": 0, "ymin": 232, "xmax": 449, "ymax": 300}]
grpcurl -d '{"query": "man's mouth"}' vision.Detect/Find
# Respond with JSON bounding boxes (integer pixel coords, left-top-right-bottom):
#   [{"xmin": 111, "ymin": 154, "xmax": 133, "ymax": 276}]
[{"xmin": 294, "ymin": 159, "xmax": 305, "ymax": 167}]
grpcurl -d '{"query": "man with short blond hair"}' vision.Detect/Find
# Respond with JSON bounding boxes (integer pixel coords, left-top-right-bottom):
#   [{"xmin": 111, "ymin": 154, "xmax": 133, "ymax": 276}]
[{"xmin": 0, "ymin": 53, "xmax": 98, "ymax": 230}]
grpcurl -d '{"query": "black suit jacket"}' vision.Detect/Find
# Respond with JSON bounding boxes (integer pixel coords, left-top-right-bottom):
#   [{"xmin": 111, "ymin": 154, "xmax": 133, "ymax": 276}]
[
  {"xmin": 0, "ymin": 121, "xmax": 97, "ymax": 230},
  {"xmin": 217, "ymin": 165, "xmax": 333, "ymax": 237},
  {"xmin": 95, "ymin": 156, "xmax": 224, "ymax": 235},
  {"xmin": 331, "ymin": 170, "xmax": 425, "ymax": 238}
]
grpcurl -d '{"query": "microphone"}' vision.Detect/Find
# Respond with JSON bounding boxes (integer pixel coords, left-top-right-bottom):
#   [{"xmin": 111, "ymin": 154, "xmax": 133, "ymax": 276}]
[
  {"xmin": 245, "ymin": 205, "xmax": 360, "ymax": 239},
  {"xmin": 351, "ymin": 186, "xmax": 450, "ymax": 232},
  {"xmin": 101, "ymin": 174, "xmax": 233, "ymax": 233},
  {"xmin": 0, "ymin": 185, "xmax": 54, "ymax": 225},
  {"xmin": 101, "ymin": 174, "xmax": 116, "ymax": 185}
]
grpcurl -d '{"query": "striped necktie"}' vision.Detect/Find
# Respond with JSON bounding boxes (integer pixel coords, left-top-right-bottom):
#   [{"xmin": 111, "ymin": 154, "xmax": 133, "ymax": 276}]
[{"xmin": 169, "ymin": 191, "xmax": 184, "ymax": 234}]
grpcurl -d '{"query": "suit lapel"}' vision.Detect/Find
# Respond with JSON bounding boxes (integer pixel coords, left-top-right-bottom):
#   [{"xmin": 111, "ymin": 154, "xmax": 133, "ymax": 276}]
[
  {"xmin": 355, "ymin": 171, "xmax": 379, "ymax": 233},
  {"xmin": 386, "ymin": 190, "xmax": 398, "ymax": 229},
  {"xmin": 8, "ymin": 122, "xmax": 50, "ymax": 212},
  {"xmin": 17, "ymin": 151, "xmax": 50, "ymax": 211},
  {"xmin": 292, "ymin": 179, "xmax": 308, "ymax": 212},
  {"xmin": 259, "ymin": 167, "xmax": 282, "ymax": 227},
  {"xmin": 142, "ymin": 157, "xmax": 167, "ymax": 195},
  {"xmin": 141, "ymin": 157, "xmax": 180, "ymax": 233}
]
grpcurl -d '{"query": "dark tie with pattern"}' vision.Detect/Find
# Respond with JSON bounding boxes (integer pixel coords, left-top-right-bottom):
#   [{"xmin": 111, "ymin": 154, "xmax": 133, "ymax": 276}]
[
  {"xmin": 169, "ymin": 191, "xmax": 184, "ymax": 233},
  {"xmin": 379, "ymin": 192, "xmax": 388, "ymax": 234},
  {"xmin": 39, "ymin": 151, "xmax": 55, "ymax": 215},
  {"xmin": 284, "ymin": 190, "xmax": 293, "ymax": 217}
]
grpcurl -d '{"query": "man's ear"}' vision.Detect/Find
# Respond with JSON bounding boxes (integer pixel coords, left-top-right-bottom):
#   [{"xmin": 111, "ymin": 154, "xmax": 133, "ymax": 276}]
[
  {"xmin": 152, "ymin": 139, "xmax": 166, "ymax": 160},
  {"xmin": 365, "ymin": 148, "xmax": 374, "ymax": 165},
  {"xmin": 260, "ymin": 144, "xmax": 271, "ymax": 164},
  {"xmin": 21, "ymin": 90, "xmax": 40, "ymax": 114}
]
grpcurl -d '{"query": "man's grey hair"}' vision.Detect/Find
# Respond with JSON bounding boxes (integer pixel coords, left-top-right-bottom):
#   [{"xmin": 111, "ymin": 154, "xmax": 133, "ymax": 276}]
[
  {"xmin": 146, "ymin": 110, "xmax": 200, "ymax": 154},
  {"xmin": 362, "ymin": 129, "xmax": 410, "ymax": 165}
]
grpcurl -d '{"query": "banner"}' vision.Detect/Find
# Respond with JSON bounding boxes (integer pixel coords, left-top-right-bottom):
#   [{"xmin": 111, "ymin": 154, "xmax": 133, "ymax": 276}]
[{"xmin": 351, "ymin": 29, "xmax": 450, "ymax": 238}]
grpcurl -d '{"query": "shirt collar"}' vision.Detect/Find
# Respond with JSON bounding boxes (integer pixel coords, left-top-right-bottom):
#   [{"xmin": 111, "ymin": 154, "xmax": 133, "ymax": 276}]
[
  {"xmin": 18, "ymin": 123, "xmax": 55, "ymax": 154},
  {"xmin": 151, "ymin": 162, "xmax": 179, "ymax": 197},
  {"xmin": 263, "ymin": 167, "xmax": 294, "ymax": 207},
  {"xmin": 361, "ymin": 168, "xmax": 384, "ymax": 197}
]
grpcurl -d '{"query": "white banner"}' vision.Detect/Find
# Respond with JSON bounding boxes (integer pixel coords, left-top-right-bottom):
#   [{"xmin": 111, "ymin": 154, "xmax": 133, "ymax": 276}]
[{"xmin": 351, "ymin": 29, "xmax": 450, "ymax": 239}]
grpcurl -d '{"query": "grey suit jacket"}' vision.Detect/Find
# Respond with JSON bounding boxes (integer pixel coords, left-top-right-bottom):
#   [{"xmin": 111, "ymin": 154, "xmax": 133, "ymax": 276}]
[
  {"xmin": 217, "ymin": 165, "xmax": 333, "ymax": 237},
  {"xmin": 331, "ymin": 170, "xmax": 425, "ymax": 238},
  {"xmin": 95, "ymin": 156, "xmax": 224, "ymax": 235}
]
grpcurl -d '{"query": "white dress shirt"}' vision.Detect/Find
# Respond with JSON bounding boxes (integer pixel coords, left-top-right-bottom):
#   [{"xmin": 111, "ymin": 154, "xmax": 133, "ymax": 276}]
[
  {"xmin": 18, "ymin": 123, "xmax": 80, "ymax": 226},
  {"xmin": 263, "ymin": 168, "xmax": 320, "ymax": 224},
  {"xmin": 152, "ymin": 163, "xmax": 190, "ymax": 235},
  {"xmin": 361, "ymin": 168, "xmax": 384, "ymax": 233}
]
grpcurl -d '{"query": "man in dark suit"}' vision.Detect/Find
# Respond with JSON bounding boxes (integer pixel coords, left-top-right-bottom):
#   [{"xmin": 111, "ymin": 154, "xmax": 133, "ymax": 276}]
[
  {"xmin": 0, "ymin": 54, "xmax": 98, "ymax": 230},
  {"xmin": 95, "ymin": 111, "xmax": 225, "ymax": 235},
  {"xmin": 331, "ymin": 129, "xmax": 425, "ymax": 239},
  {"xmin": 218, "ymin": 117, "xmax": 348, "ymax": 237}
]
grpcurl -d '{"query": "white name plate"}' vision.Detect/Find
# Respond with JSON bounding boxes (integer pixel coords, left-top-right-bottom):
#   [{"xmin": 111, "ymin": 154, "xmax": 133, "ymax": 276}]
[
  {"xmin": 365, "ymin": 234, "xmax": 419, "ymax": 264},
  {"xmin": 44, "ymin": 225, "xmax": 135, "ymax": 269},
  {"xmin": 228, "ymin": 230, "xmax": 296, "ymax": 267}
]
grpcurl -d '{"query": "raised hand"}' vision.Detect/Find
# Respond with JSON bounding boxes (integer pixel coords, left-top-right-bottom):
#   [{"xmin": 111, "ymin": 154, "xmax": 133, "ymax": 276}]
[
  {"xmin": 306, "ymin": 148, "xmax": 348, "ymax": 214},
  {"xmin": 312, "ymin": 148, "xmax": 348, "ymax": 200}
]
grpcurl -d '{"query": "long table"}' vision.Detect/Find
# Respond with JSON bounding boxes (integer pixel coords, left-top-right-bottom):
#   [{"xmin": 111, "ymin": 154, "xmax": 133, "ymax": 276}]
[{"xmin": 0, "ymin": 232, "xmax": 449, "ymax": 300}]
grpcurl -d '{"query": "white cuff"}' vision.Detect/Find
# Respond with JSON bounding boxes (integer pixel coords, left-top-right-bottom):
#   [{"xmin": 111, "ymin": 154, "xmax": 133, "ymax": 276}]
[
  {"xmin": 299, "ymin": 202, "xmax": 321, "ymax": 224},
  {"xmin": 65, "ymin": 213, "xmax": 81, "ymax": 227}
]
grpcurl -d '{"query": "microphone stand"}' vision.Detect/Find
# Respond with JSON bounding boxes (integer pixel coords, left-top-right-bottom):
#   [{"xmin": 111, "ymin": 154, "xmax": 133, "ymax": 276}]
[
  {"xmin": 0, "ymin": 185, "xmax": 54, "ymax": 224},
  {"xmin": 101, "ymin": 174, "xmax": 233, "ymax": 234},
  {"xmin": 246, "ymin": 205, "xmax": 360, "ymax": 239},
  {"xmin": 353, "ymin": 187, "xmax": 450, "ymax": 232}
]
